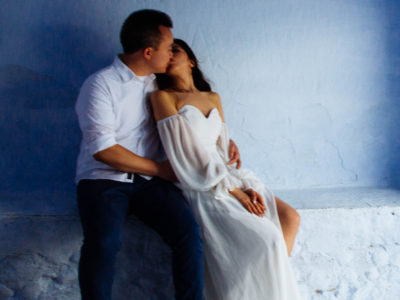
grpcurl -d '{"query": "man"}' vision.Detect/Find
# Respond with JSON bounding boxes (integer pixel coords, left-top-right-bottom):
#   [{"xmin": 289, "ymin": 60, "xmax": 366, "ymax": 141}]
[{"xmin": 75, "ymin": 9, "xmax": 241, "ymax": 300}]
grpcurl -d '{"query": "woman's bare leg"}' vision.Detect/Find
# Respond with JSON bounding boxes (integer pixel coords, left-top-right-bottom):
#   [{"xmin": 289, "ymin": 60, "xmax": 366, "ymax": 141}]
[{"xmin": 275, "ymin": 196, "xmax": 300, "ymax": 256}]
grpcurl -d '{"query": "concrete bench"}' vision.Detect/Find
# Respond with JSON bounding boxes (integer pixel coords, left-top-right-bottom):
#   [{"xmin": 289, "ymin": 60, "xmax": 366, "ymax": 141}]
[
  {"xmin": 1, "ymin": 187, "xmax": 399, "ymax": 300},
  {"xmin": 278, "ymin": 187, "xmax": 400, "ymax": 300}
]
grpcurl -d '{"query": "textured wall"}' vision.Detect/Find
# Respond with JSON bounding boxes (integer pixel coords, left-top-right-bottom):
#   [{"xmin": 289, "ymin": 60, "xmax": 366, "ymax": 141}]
[
  {"xmin": 1, "ymin": 2, "xmax": 399, "ymax": 299},
  {"xmin": 1, "ymin": 1, "xmax": 399, "ymax": 207}
]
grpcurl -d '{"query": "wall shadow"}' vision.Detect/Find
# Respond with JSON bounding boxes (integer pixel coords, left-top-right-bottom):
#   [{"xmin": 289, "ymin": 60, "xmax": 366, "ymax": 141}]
[
  {"xmin": 383, "ymin": 1, "xmax": 400, "ymax": 187},
  {"xmin": 0, "ymin": 24, "xmax": 114, "ymax": 214}
]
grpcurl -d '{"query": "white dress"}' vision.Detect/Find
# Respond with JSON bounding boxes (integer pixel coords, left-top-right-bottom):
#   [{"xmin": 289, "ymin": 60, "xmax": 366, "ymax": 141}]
[{"xmin": 157, "ymin": 105, "xmax": 301, "ymax": 300}]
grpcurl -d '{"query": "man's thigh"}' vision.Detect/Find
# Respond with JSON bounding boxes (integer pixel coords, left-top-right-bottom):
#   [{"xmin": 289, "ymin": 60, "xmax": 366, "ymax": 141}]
[
  {"xmin": 130, "ymin": 177, "xmax": 199, "ymax": 243},
  {"xmin": 77, "ymin": 179, "xmax": 132, "ymax": 242}
]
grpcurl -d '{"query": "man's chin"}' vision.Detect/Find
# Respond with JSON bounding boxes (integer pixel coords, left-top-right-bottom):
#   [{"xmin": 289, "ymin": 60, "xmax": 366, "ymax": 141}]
[{"xmin": 156, "ymin": 65, "xmax": 170, "ymax": 74}]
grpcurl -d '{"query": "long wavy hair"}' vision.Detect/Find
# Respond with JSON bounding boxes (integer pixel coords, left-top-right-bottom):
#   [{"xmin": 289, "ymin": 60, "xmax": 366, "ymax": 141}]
[{"xmin": 156, "ymin": 39, "xmax": 212, "ymax": 92}]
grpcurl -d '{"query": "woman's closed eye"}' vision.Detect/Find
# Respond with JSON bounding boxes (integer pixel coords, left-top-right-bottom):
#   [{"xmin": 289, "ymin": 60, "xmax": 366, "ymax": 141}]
[{"xmin": 172, "ymin": 45, "xmax": 181, "ymax": 53}]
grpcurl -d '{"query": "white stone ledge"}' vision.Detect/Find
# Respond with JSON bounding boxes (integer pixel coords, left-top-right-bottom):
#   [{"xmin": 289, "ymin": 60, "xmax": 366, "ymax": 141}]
[
  {"xmin": 2, "ymin": 187, "xmax": 399, "ymax": 217},
  {"xmin": 1, "ymin": 186, "xmax": 397, "ymax": 216},
  {"xmin": 292, "ymin": 205, "xmax": 400, "ymax": 300},
  {"xmin": 1, "ymin": 187, "xmax": 399, "ymax": 299},
  {"xmin": 275, "ymin": 187, "xmax": 400, "ymax": 209}
]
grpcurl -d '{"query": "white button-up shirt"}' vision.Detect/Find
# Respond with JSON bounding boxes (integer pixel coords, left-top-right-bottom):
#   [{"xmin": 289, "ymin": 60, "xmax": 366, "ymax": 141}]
[{"xmin": 75, "ymin": 56, "xmax": 164, "ymax": 183}]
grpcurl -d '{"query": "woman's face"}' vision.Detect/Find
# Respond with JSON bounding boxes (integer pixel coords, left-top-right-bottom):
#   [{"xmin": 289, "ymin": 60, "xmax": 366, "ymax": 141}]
[{"xmin": 167, "ymin": 44, "xmax": 194, "ymax": 76}]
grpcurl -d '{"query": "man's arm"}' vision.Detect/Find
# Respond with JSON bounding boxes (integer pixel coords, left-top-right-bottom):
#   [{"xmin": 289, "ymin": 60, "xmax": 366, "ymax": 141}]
[
  {"xmin": 93, "ymin": 144, "xmax": 176, "ymax": 181},
  {"xmin": 76, "ymin": 77, "xmax": 177, "ymax": 181}
]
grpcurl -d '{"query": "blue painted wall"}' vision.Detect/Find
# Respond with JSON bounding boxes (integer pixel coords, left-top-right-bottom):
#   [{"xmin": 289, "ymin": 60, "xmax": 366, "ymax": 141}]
[{"xmin": 1, "ymin": 0, "xmax": 399, "ymax": 214}]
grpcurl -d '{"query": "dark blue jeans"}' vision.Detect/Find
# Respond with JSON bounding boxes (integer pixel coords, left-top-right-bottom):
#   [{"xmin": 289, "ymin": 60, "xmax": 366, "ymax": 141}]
[{"xmin": 77, "ymin": 175, "xmax": 204, "ymax": 300}]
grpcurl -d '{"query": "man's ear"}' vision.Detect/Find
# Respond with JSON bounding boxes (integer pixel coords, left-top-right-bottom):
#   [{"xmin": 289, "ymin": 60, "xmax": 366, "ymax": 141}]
[{"xmin": 143, "ymin": 47, "xmax": 153, "ymax": 60}]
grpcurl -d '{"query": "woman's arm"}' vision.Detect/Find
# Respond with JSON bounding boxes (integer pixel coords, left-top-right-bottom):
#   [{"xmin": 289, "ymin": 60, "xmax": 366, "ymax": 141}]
[
  {"xmin": 153, "ymin": 90, "xmax": 261, "ymax": 214},
  {"xmin": 211, "ymin": 93, "xmax": 266, "ymax": 215},
  {"xmin": 211, "ymin": 93, "xmax": 242, "ymax": 168}
]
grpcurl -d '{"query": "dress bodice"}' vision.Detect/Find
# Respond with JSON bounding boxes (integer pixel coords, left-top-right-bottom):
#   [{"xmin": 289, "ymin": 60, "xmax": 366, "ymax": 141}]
[{"xmin": 178, "ymin": 105, "xmax": 222, "ymax": 152}]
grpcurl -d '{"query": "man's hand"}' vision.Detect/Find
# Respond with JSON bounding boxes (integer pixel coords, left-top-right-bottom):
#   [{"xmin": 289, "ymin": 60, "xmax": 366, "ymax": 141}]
[
  {"xmin": 157, "ymin": 160, "xmax": 179, "ymax": 182},
  {"xmin": 227, "ymin": 139, "xmax": 241, "ymax": 169}
]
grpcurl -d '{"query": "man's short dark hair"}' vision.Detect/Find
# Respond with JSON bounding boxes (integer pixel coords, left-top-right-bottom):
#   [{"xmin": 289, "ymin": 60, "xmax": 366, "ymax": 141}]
[{"xmin": 120, "ymin": 9, "xmax": 173, "ymax": 54}]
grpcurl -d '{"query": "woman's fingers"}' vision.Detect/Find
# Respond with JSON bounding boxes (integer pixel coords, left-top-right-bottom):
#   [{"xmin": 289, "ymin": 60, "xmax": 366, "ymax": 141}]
[
  {"xmin": 227, "ymin": 151, "xmax": 241, "ymax": 169},
  {"xmin": 248, "ymin": 197, "xmax": 261, "ymax": 214},
  {"xmin": 243, "ymin": 198, "xmax": 258, "ymax": 215},
  {"xmin": 227, "ymin": 140, "xmax": 242, "ymax": 169},
  {"xmin": 256, "ymin": 193, "xmax": 266, "ymax": 210},
  {"xmin": 243, "ymin": 202, "xmax": 254, "ymax": 214},
  {"xmin": 245, "ymin": 189, "xmax": 265, "ymax": 216},
  {"xmin": 254, "ymin": 202, "xmax": 264, "ymax": 215},
  {"xmin": 231, "ymin": 188, "xmax": 264, "ymax": 217},
  {"xmin": 236, "ymin": 157, "xmax": 242, "ymax": 169},
  {"xmin": 248, "ymin": 199, "xmax": 264, "ymax": 216},
  {"xmin": 245, "ymin": 203, "xmax": 255, "ymax": 214}
]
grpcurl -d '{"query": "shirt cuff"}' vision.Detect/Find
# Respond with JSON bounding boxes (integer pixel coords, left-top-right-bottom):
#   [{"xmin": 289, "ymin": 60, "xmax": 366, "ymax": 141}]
[{"xmin": 88, "ymin": 135, "xmax": 117, "ymax": 155}]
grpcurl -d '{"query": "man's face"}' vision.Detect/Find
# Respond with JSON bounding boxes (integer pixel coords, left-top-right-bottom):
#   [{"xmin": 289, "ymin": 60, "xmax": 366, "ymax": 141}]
[
  {"xmin": 148, "ymin": 25, "xmax": 173, "ymax": 73},
  {"xmin": 166, "ymin": 44, "xmax": 193, "ymax": 76}
]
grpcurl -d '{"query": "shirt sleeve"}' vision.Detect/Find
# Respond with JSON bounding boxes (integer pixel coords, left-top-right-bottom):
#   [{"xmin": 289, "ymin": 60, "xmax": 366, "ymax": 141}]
[
  {"xmin": 75, "ymin": 76, "xmax": 117, "ymax": 156},
  {"xmin": 157, "ymin": 114, "xmax": 230, "ymax": 191}
]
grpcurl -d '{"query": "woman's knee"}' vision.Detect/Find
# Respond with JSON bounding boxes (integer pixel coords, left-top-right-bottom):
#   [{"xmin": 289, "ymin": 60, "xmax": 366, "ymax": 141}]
[
  {"xmin": 276, "ymin": 197, "xmax": 301, "ymax": 229},
  {"xmin": 286, "ymin": 208, "xmax": 301, "ymax": 228}
]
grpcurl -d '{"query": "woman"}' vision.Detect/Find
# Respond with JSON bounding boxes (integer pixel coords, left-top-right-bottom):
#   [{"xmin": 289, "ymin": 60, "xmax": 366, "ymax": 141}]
[{"xmin": 151, "ymin": 39, "xmax": 301, "ymax": 300}]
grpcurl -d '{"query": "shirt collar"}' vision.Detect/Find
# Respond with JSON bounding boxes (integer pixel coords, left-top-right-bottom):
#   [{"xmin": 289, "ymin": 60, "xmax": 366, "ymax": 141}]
[{"xmin": 113, "ymin": 56, "xmax": 156, "ymax": 84}]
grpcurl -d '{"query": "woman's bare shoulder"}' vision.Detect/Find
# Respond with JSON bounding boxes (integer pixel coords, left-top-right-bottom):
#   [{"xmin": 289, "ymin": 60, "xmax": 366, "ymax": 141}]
[
  {"xmin": 151, "ymin": 90, "xmax": 175, "ymax": 102},
  {"xmin": 150, "ymin": 90, "xmax": 179, "ymax": 121},
  {"xmin": 206, "ymin": 92, "xmax": 222, "ymax": 108},
  {"xmin": 207, "ymin": 92, "xmax": 225, "ymax": 122}
]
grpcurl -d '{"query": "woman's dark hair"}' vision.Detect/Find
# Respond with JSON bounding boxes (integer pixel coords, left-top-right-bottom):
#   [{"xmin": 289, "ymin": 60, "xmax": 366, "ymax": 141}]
[
  {"xmin": 156, "ymin": 39, "xmax": 212, "ymax": 92},
  {"xmin": 120, "ymin": 9, "xmax": 173, "ymax": 54}
]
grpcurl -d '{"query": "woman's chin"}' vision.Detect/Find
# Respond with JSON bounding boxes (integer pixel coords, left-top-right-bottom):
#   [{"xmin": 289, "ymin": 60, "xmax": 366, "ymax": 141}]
[
  {"xmin": 166, "ymin": 65, "xmax": 174, "ymax": 71},
  {"xmin": 166, "ymin": 68, "xmax": 177, "ymax": 76}
]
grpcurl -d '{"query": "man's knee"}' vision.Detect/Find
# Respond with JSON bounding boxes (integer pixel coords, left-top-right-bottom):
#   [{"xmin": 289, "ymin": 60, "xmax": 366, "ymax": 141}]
[
  {"xmin": 187, "ymin": 218, "xmax": 202, "ymax": 241},
  {"xmin": 83, "ymin": 234, "xmax": 123, "ymax": 258},
  {"xmin": 171, "ymin": 215, "xmax": 203, "ymax": 251}
]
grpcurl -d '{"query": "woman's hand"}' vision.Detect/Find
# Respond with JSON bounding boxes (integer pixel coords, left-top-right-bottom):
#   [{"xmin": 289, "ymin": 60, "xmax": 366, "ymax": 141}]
[
  {"xmin": 243, "ymin": 188, "xmax": 266, "ymax": 212},
  {"xmin": 229, "ymin": 188, "xmax": 265, "ymax": 217}
]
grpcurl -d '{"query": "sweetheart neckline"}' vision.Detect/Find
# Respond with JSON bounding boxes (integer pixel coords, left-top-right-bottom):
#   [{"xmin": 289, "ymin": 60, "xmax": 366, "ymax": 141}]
[{"xmin": 178, "ymin": 104, "xmax": 219, "ymax": 120}]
